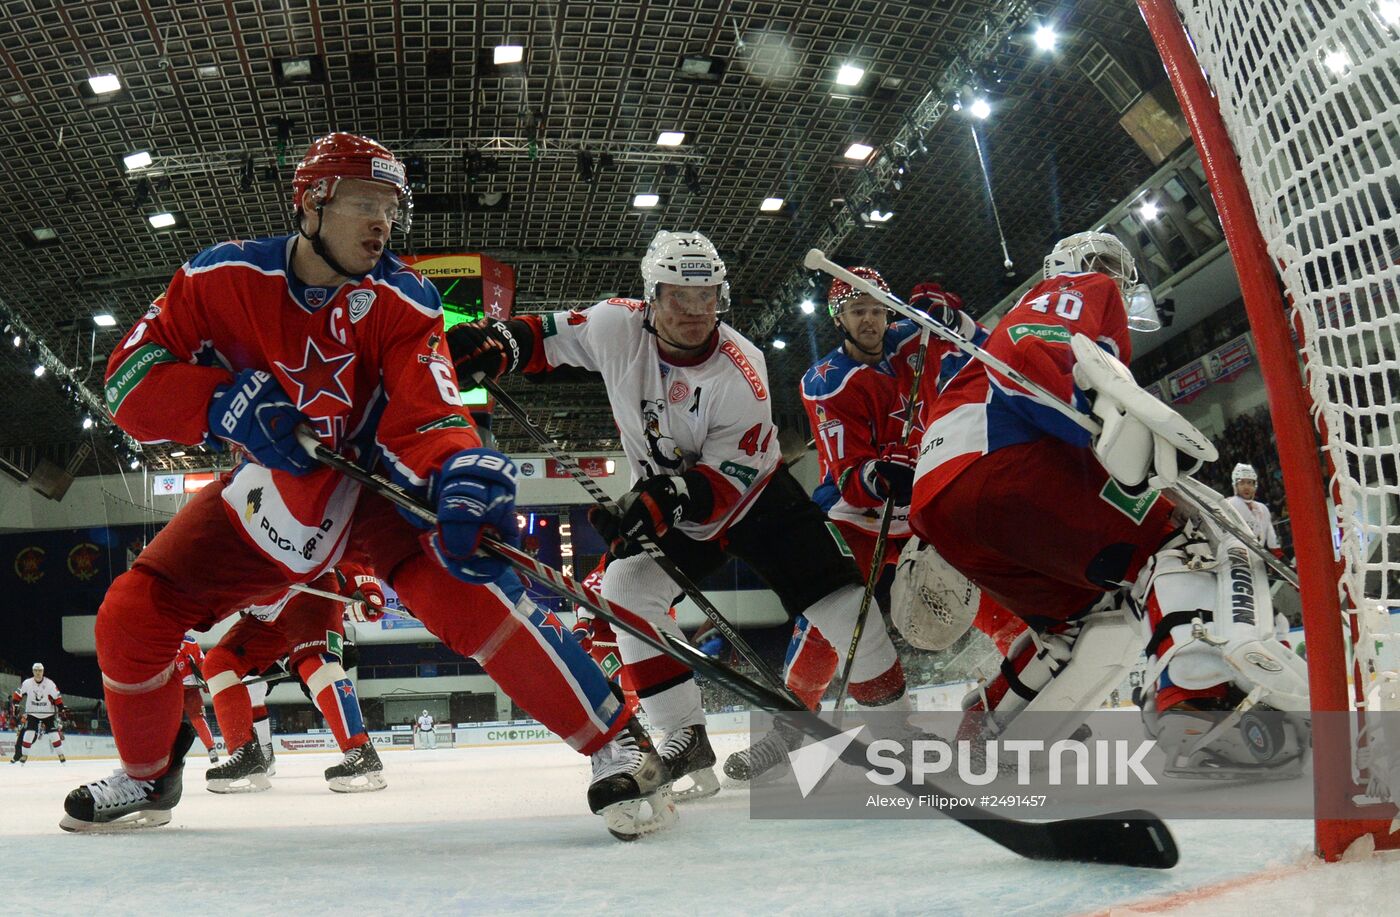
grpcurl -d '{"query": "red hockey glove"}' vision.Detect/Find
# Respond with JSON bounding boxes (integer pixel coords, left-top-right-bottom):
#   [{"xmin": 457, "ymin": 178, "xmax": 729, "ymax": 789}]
[
  {"xmin": 571, "ymin": 614, "xmax": 596, "ymax": 654},
  {"xmin": 909, "ymin": 282, "xmax": 964, "ymax": 330}
]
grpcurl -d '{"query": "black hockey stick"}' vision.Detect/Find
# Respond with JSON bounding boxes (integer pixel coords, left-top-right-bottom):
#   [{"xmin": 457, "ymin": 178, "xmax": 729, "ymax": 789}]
[
  {"xmin": 831, "ymin": 326, "xmax": 931, "ymax": 711},
  {"xmin": 297, "ymin": 430, "xmax": 1178, "ymax": 869},
  {"xmin": 482, "ymin": 376, "xmax": 795, "ymax": 700}
]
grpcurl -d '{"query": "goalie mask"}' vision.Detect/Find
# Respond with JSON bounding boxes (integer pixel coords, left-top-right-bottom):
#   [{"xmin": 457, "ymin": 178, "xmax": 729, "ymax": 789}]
[
  {"xmin": 1044, "ymin": 231, "xmax": 1138, "ymax": 299},
  {"xmin": 890, "ymin": 538, "xmax": 980, "ymax": 651}
]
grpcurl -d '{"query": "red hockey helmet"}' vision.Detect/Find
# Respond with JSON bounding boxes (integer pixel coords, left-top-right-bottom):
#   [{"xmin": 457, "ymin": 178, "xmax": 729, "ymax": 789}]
[
  {"xmin": 827, "ymin": 266, "xmax": 890, "ymax": 318},
  {"xmin": 292, "ymin": 132, "xmax": 411, "ymax": 230}
]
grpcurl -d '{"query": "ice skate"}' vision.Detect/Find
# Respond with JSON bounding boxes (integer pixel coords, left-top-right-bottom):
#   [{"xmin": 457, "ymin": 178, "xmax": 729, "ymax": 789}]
[
  {"xmin": 208, "ymin": 749, "xmax": 219, "ymax": 764},
  {"xmin": 657, "ymin": 724, "xmax": 720, "ymax": 802},
  {"xmin": 205, "ymin": 739, "xmax": 270, "ymax": 794},
  {"xmin": 262, "ymin": 742, "xmax": 276, "ymax": 777},
  {"xmin": 325, "ymin": 742, "xmax": 387, "ymax": 793},
  {"xmin": 60, "ymin": 723, "xmax": 195, "ymax": 832},
  {"xmin": 588, "ymin": 715, "xmax": 676, "ymax": 840},
  {"xmin": 723, "ymin": 722, "xmax": 801, "ymax": 783},
  {"xmin": 57, "ymin": 753, "xmax": 66, "ymax": 764}
]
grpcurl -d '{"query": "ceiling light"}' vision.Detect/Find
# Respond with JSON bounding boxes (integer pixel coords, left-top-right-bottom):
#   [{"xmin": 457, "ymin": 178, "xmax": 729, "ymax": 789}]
[
  {"xmin": 799, "ymin": 299, "xmax": 815, "ymax": 315},
  {"xmin": 866, "ymin": 208, "xmax": 895, "ymax": 223},
  {"xmin": 147, "ymin": 212, "xmax": 177, "ymax": 229},
  {"xmin": 129, "ymin": 458, "xmax": 141, "ymax": 470},
  {"xmin": 970, "ymin": 98, "xmax": 992, "ymax": 119},
  {"xmin": 280, "ymin": 58, "xmax": 313, "ymax": 79},
  {"xmin": 88, "ymin": 73, "xmax": 121, "ymax": 94},
  {"xmin": 82, "ymin": 417, "xmax": 94, "ymax": 430},
  {"xmin": 197, "ymin": 64, "xmax": 220, "ymax": 78},
  {"xmin": 33, "ymin": 365, "xmax": 45, "ymax": 377},
  {"xmin": 656, "ymin": 131, "xmax": 686, "ymax": 146},
  {"xmin": 677, "ymin": 55, "xmax": 724, "ymax": 82},
  {"xmin": 274, "ymin": 56, "xmax": 324, "ymax": 85},
  {"xmin": 29, "ymin": 227, "xmax": 58, "ymax": 242},
  {"xmin": 494, "ymin": 45, "xmax": 524, "ymax": 65},
  {"xmin": 761, "ymin": 196, "xmax": 785, "ymax": 212},
  {"xmin": 633, "ymin": 193, "xmax": 660, "ymax": 208},
  {"xmin": 11, "ymin": 335, "xmax": 20, "ymax": 348},
  {"xmin": 771, "ymin": 338, "xmax": 786, "ymax": 350},
  {"xmin": 836, "ymin": 63, "xmax": 865, "ymax": 86},
  {"xmin": 93, "ymin": 313, "xmax": 118, "ymax": 327},
  {"xmin": 1324, "ymin": 50, "xmax": 1350, "ymax": 74},
  {"xmin": 1034, "ymin": 25, "xmax": 1058, "ymax": 52},
  {"xmin": 1138, "ymin": 199, "xmax": 1160, "ymax": 221},
  {"xmin": 843, "ymin": 142, "xmax": 875, "ymax": 161},
  {"xmin": 170, "ymin": 450, "xmax": 186, "ymax": 458},
  {"xmin": 123, "ymin": 150, "xmax": 152, "ymax": 171}
]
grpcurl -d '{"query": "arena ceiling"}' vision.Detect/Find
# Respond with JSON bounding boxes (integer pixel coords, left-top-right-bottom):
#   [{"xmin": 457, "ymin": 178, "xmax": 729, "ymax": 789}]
[{"xmin": 0, "ymin": 0, "xmax": 1169, "ymax": 478}]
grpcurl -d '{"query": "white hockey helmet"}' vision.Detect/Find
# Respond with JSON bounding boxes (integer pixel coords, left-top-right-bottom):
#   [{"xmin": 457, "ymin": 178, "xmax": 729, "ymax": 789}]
[
  {"xmin": 641, "ymin": 230, "xmax": 730, "ymax": 312},
  {"xmin": 1232, "ymin": 463, "xmax": 1258, "ymax": 484},
  {"xmin": 1044, "ymin": 231, "xmax": 1138, "ymax": 298},
  {"xmin": 421, "ymin": 709, "xmax": 430, "ymax": 716},
  {"xmin": 32, "ymin": 662, "xmax": 43, "ymax": 673}
]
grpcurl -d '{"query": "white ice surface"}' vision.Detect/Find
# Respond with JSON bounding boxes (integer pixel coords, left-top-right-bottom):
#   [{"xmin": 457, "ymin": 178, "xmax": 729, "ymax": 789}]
[{"xmin": 3, "ymin": 734, "xmax": 1398, "ymax": 916}]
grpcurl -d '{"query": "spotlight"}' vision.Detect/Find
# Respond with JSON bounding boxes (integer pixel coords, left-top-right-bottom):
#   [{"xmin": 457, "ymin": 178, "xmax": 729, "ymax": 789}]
[
  {"xmin": 88, "ymin": 73, "xmax": 121, "ymax": 94},
  {"xmin": 970, "ymin": 98, "xmax": 992, "ymax": 119},
  {"xmin": 93, "ymin": 313, "xmax": 117, "ymax": 327},
  {"xmin": 656, "ymin": 131, "xmax": 686, "ymax": 146},
  {"xmin": 633, "ymin": 193, "xmax": 660, "ymax": 208},
  {"xmin": 771, "ymin": 338, "xmax": 787, "ymax": 350},
  {"xmin": 843, "ymin": 142, "xmax": 875, "ymax": 161},
  {"xmin": 1034, "ymin": 25, "xmax": 1058, "ymax": 52},
  {"xmin": 493, "ymin": 45, "xmax": 524, "ymax": 66},
  {"xmin": 11, "ymin": 334, "xmax": 20, "ymax": 348},
  {"xmin": 147, "ymin": 212, "xmax": 177, "ymax": 229},
  {"xmin": 761, "ymin": 196, "xmax": 785, "ymax": 212},
  {"xmin": 129, "ymin": 457, "xmax": 141, "ymax": 470},
  {"xmin": 799, "ymin": 299, "xmax": 815, "ymax": 315},
  {"xmin": 82, "ymin": 416, "xmax": 94, "ymax": 429},
  {"xmin": 33, "ymin": 365, "xmax": 45, "ymax": 377},
  {"xmin": 836, "ymin": 64, "xmax": 865, "ymax": 86},
  {"xmin": 123, "ymin": 151, "xmax": 152, "ymax": 171},
  {"xmin": 1138, "ymin": 199, "xmax": 1160, "ymax": 221}
]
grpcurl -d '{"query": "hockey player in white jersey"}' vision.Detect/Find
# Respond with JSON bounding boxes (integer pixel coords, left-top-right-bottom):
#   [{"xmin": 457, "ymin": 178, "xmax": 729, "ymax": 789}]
[
  {"xmin": 1225, "ymin": 463, "xmax": 1284, "ymax": 559},
  {"xmin": 10, "ymin": 663, "xmax": 67, "ymax": 764},
  {"xmin": 416, "ymin": 710, "xmax": 437, "ymax": 749},
  {"xmin": 449, "ymin": 230, "xmax": 910, "ymax": 800}
]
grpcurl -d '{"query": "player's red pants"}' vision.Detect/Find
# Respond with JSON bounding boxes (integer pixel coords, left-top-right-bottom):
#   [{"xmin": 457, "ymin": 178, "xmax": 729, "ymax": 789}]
[
  {"xmin": 911, "ymin": 439, "xmax": 1176, "ymax": 625},
  {"xmin": 182, "ymin": 686, "xmax": 215, "ymax": 751},
  {"xmin": 96, "ymin": 478, "xmax": 625, "ymax": 779},
  {"xmin": 203, "ymin": 576, "xmax": 369, "ymax": 753}
]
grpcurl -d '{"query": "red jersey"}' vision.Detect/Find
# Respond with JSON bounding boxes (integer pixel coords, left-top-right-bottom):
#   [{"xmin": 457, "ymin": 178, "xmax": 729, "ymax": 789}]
[
  {"xmin": 801, "ymin": 316, "xmax": 984, "ymax": 537},
  {"xmin": 174, "ymin": 637, "xmax": 206, "ymax": 687},
  {"xmin": 104, "ymin": 234, "xmax": 479, "ymax": 578}
]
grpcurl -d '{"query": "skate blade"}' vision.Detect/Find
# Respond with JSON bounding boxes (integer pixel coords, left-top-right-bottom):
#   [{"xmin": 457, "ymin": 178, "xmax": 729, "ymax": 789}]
[
  {"xmin": 328, "ymin": 773, "xmax": 388, "ymax": 793},
  {"xmin": 721, "ymin": 758, "xmax": 791, "ymax": 787},
  {"xmin": 601, "ymin": 791, "xmax": 678, "ymax": 841},
  {"xmin": 205, "ymin": 773, "xmax": 271, "ymax": 794},
  {"xmin": 59, "ymin": 808, "xmax": 172, "ymax": 833},
  {"xmin": 669, "ymin": 767, "xmax": 721, "ymax": 803},
  {"xmin": 1162, "ymin": 762, "xmax": 1305, "ymax": 782}
]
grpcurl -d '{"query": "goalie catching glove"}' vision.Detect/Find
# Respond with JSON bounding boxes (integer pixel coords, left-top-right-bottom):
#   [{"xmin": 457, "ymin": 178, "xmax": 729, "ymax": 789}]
[
  {"xmin": 890, "ymin": 538, "xmax": 981, "ymax": 651},
  {"xmin": 1070, "ymin": 333, "xmax": 1217, "ymax": 490}
]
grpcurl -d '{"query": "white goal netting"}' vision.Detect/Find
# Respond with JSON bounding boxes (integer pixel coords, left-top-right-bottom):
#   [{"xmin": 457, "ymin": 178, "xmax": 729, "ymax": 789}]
[{"xmin": 1173, "ymin": 0, "xmax": 1400, "ymax": 801}]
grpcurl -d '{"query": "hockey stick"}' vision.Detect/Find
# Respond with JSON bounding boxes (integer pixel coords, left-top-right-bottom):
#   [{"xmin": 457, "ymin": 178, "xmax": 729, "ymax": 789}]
[
  {"xmin": 481, "ymin": 377, "xmax": 795, "ymax": 700},
  {"xmin": 296, "ymin": 429, "xmax": 1178, "ymax": 869},
  {"xmin": 802, "ymin": 249, "xmax": 1297, "ymax": 589},
  {"xmin": 831, "ymin": 326, "xmax": 931, "ymax": 711}
]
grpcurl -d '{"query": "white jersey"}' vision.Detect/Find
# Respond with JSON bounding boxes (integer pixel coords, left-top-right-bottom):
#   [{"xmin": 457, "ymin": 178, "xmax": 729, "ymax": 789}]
[
  {"xmin": 15, "ymin": 677, "xmax": 62, "ymax": 718},
  {"xmin": 417, "ymin": 714, "xmax": 435, "ymax": 732},
  {"xmin": 1226, "ymin": 495, "xmax": 1280, "ymax": 549},
  {"xmin": 533, "ymin": 299, "xmax": 780, "ymax": 540}
]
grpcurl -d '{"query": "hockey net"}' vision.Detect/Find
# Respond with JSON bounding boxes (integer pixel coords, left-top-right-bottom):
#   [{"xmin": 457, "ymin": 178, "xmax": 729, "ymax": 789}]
[{"xmin": 1143, "ymin": 0, "xmax": 1400, "ymax": 858}]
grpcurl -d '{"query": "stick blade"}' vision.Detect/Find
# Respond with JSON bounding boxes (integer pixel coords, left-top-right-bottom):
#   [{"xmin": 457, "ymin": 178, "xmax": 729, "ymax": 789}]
[{"xmin": 977, "ymin": 810, "xmax": 1178, "ymax": 869}]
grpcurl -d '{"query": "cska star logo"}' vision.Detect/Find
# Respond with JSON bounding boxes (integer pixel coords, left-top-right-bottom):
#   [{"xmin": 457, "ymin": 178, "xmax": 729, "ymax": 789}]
[
  {"xmin": 810, "ymin": 359, "xmax": 836, "ymax": 383},
  {"xmin": 274, "ymin": 339, "xmax": 356, "ymax": 413},
  {"xmin": 888, "ymin": 393, "xmax": 927, "ymax": 436},
  {"xmin": 536, "ymin": 608, "xmax": 568, "ymax": 641}
]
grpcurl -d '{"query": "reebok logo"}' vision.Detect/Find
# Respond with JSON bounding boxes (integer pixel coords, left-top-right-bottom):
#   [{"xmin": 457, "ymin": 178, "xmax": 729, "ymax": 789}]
[{"xmin": 789, "ymin": 725, "xmax": 865, "ymax": 798}]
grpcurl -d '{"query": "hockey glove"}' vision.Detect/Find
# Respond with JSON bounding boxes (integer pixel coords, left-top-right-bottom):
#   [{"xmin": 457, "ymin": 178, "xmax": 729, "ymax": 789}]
[
  {"xmin": 571, "ymin": 614, "xmax": 596, "ymax": 654},
  {"xmin": 863, "ymin": 443, "xmax": 918, "ymax": 504},
  {"xmin": 428, "ymin": 448, "xmax": 521, "ymax": 584},
  {"xmin": 446, "ymin": 319, "xmax": 526, "ymax": 383},
  {"xmin": 206, "ymin": 369, "xmax": 316, "ymax": 475},
  {"xmin": 909, "ymin": 282, "xmax": 965, "ymax": 329},
  {"xmin": 337, "ymin": 564, "xmax": 387, "ymax": 623},
  {"xmin": 589, "ymin": 474, "xmax": 692, "ymax": 555}
]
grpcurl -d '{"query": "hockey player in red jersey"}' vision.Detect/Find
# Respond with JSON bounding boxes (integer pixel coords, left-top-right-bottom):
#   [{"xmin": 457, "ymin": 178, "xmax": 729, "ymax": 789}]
[
  {"xmin": 62, "ymin": 133, "xmax": 667, "ymax": 839},
  {"xmin": 449, "ymin": 231, "xmax": 909, "ymax": 798},
  {"xmin": 725, "ymin": 270, "xmax": 1017, "ymax": 781},
  {"xmin": 173, "ymin": 636, "xmax": 219, "ymax": 763},
  {"xmin": 203, "ymin": 562, "xmax": 386, "ymax": 793},
  {"xmin": 906, "ymin": 232, "xmax": 1309, "ymax": 776}
]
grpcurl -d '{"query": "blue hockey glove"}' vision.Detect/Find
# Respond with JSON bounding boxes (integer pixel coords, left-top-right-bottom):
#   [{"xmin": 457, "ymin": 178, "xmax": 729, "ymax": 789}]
[
  {"xmin": 428, "ymin": 448, "xmax": 521, "ymax": 584},
  {"xmin": 206, "ymin": 369, "xmax": 316, "ymax": 475}
]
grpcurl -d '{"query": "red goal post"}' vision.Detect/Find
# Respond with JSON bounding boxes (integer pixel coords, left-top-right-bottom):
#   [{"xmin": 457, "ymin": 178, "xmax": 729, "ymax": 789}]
[{"xmin": 1139, "ymin": 0, "xmax": 1400, "ymax": 860}]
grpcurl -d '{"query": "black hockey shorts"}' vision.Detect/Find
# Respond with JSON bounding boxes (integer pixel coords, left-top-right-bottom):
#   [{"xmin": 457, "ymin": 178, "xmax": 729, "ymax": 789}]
[{"xmin": 651, "ymin": 464, "xmax": 862, "ymax": 619}]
